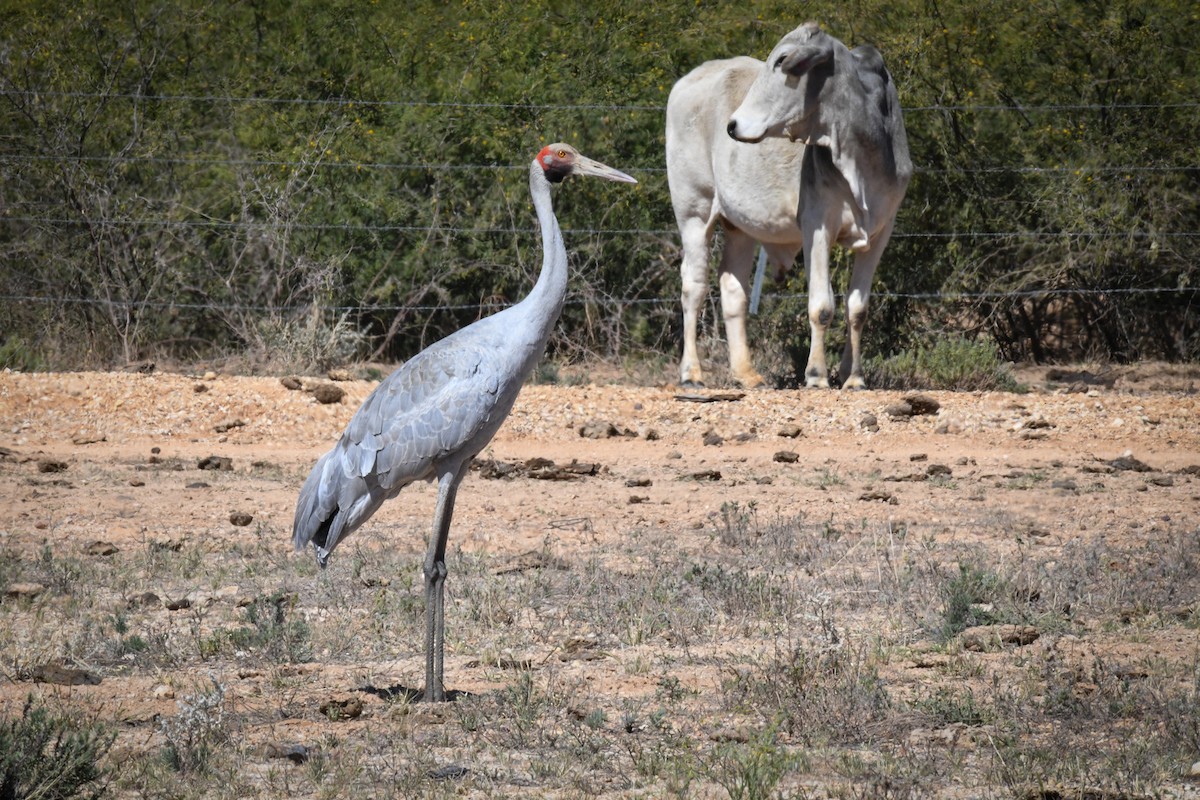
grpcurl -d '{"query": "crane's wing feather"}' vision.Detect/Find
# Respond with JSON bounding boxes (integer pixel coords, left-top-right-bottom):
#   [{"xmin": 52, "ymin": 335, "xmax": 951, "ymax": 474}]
[
  {"xmin": 293, "ymin": 334, "xmax": 508, "ymax": 566},
  {"xmin": 348, "ymin": 338, "xmax": 503, "ymax": 486}
]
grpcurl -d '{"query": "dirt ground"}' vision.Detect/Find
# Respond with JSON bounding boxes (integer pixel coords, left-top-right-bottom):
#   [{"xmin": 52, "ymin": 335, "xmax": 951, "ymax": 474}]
[{"xmin": 1, "ymin": 363, "xmax": 1198, "ymax": 796}]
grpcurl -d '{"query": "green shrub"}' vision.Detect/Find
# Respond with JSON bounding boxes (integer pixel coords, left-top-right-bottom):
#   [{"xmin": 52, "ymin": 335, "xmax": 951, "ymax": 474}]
[
  {"xmin": 0, "ymin": 336, "xmax": 44, "ymax": 371},
  {"xmin": 0, "ymin": 697, "xmax": 114, "ymax": 800},
  {"xmin": 938, "ymin": 563, "xmax": 1004, "ymax": 641},
  {"xmin": 867, "ymin": 335, "xmax": 1020, "ymax": 391},
  {"xmin": 159, "ymin": 677, "xmax": 228, "ymax": 775},
  {"xmin": 702, "ymin": 728, "xmax": 803, "ymax": 800},
  {"xmin": 228, "ymin": 591, "xmax": 311, "ymax": 664}
]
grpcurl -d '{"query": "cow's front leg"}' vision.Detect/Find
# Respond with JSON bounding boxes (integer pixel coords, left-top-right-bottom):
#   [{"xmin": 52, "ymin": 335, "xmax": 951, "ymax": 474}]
[{"xmin": 719, "ymin": 227, "xmax": 765, "ymax": 389}]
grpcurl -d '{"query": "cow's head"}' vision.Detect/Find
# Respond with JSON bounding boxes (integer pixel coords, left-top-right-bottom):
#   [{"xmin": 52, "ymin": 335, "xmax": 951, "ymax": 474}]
[{"xmin": 727, "ymin": 22, "xmax": 836, "ymax": 144}]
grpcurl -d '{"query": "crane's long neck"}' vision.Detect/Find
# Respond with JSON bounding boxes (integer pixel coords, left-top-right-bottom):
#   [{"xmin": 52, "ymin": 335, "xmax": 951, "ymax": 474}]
[{"xmin": 520, "ymin": 161, "xmax": 569, "ymax": 340}]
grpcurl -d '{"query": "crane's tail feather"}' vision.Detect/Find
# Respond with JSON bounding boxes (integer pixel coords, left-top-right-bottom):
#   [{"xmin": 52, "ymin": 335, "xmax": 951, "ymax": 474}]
[{"xmin": 293, "ymin": 448, "xmax": 360, "ymax": 568}]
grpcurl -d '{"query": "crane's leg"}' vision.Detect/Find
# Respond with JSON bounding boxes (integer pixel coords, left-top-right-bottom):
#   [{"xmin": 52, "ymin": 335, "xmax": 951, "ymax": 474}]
[{"xmin": 423, "ymin": 469, "xmax": 462, "ymax": 702}]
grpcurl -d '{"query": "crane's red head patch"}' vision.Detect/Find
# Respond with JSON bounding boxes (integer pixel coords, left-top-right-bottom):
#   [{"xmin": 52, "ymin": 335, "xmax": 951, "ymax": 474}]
[{"xmin": 536, "ymin": 145, "xmax": 572, "ymax": 183}]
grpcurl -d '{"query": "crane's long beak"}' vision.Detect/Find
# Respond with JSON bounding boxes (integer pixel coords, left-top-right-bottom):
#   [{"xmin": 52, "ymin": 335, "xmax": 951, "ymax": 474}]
[{"xmin": 574, "ymin": 154, "xmax": 638, "ymax": 184}]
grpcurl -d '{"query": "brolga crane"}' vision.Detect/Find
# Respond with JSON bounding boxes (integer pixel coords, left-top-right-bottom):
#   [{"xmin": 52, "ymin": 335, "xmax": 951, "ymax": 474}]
[{"xmin": 293, "ymin": 144, "xmax": 636, "ymax": 702}]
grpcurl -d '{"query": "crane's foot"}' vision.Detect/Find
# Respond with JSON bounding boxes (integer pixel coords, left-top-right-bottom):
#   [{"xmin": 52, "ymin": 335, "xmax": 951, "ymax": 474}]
[{"xmin": 420, "ymin": 687, "xmax": 468, "ymax": 703}]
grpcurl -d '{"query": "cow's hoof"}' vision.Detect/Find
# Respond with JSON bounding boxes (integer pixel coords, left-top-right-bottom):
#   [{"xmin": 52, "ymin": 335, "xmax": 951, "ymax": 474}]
[
  {"xmin": 680, "ymin": 379, "xmax": 706, "ymax": 390},
  {"xmin": 733, "ymin": 375, "xmax": 767, "ymax": 390},
  {"xmin": 841, "ymin": 377, "xmax": 867, "ymax": 391}
]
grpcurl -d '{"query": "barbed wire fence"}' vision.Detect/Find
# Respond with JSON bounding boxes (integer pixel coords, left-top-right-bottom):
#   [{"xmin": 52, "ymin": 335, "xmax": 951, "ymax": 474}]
[{"xmin": 2, "ymin": 90, "xmax": 1198, "ymax": 370}]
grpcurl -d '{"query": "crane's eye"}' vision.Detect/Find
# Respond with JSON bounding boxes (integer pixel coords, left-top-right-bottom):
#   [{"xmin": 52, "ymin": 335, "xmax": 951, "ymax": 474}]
[{"xmin": 557, "ymin": 150, "xmax": 567, "ymax": 158}]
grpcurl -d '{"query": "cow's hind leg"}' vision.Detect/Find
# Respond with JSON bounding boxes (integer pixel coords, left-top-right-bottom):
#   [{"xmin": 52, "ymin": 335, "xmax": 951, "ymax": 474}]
[
  {"xmin": 718, "ymin": 225, "xmax": 765, "ymax": 389},
  {"xmin": 679, "ymin": 217, "xmax": 713, "ymax": 387}
]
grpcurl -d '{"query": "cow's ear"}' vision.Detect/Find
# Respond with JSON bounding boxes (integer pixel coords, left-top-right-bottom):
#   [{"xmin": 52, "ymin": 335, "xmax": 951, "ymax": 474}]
[{"xmin": 779, "ymin": 38, "xmax": 834, "ymax": 77}]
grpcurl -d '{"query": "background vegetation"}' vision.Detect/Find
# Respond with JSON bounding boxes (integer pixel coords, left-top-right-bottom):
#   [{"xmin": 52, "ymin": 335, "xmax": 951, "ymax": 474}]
[{"xmin": 1, "ymin": 0, "xmax": 1197, "ymax": 376}]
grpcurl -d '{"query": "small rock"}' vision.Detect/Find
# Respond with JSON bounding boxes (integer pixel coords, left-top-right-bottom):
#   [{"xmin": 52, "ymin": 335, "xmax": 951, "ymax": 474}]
[
  {"xmin": 265, "ymin": 743, "xmax": 315, "ymax": 765},
  {"xmin": 910, "ymin": 453, "xmax": 928, "ymax": 462},
  {"xmin": 1106, "ymin": 454, "xmax": 1153, "ymax": 472},
  {"xmin": 773, "ymin": 451, "xmax": 799, "ymax": 464},
  {"xmin": 709, "ymin": 726, "xmax": 754, "ymax": 743},
  {"xmin": 1147, "ymin": 475, "xmax": 1174, "ymax": 487},
  {"xmin": 885, "ymin": 402, "xmax": 912, "ymax": 419},
  {"xmin": 129, "ymin": 478, "xmax": 145, "ymax": 487},
  {"xmin": 1190, "ymin": 761, "xmax": 1200, "ymax": 779},
  {"xmin": 5, "ymin": 582, "xmax": 46, "ymax": 601},
  {"xmin": 153, "ymin": 684, "xmax": 176, "ymax": 700},
  {"xmin": 429, "ymin": 764, "xmax": 469, "ymax": 781},
  {"xmin": 193, "ymin": 383, "xmax": 209, "ymax": 393},
  {"xmin": 214, "ymin": 419, "xmax": 246, "ymax": 434},
  {"xmin": 164, "ymin": 597, "xmax": 192, "ymax": 611},
  {"xmin": 328, "ymin": 368, "xmax": 352, "ymax": 382},
  {"xmin": 558, "ymin": 636, "xmax": 603, "ymax": 661},
  {"xmin": 691, "ymin": 469, "xmax": 722, "ymax": 481},
  {"xmin": 202, "ymin": 371, "xmax": 217, "ymax": 381},
  {"xmin": 702, "ymin": 430, "xmax": 724, "ymax": 446},
  {"xmin": 904, "ymin": 394, "xmax": 941, "ymax": 415},
  {"xmin": 926, "ymin": 464, "xmax": 952, "ymax": 478},
  {"xmin": 84, "ymin": 541, "xmax": 119, "ymax": 556},
  {"xmin": 309, "ymin": 383, "xmax": 345, "ymax": 404},
  {"xmin": 625, "ymin": 478, "xmax": 652, "ymax": 487},
  {"xmin": 959, "ymin": 624, "xmax": 1040, "ymax": 652},
  {"xmin": 31, "ymin": 664, "xmax": 101, "ymax": 686},
  {"xmin": 127, "ymin": 591, "xmax": 161, "ymax": 608},
  {"xmin": 860, "ymin": 413, "xmax": 879, "ymax": 432},
  {"xmin": 777, "ymin": 424, "xmax": 802, "ymax": 438},
  {"xmin": 640, "ymin": 428, "xmax": 660, "ymax": 441},
  {"xmin": 320, "ymin": 695, "xmax": 364, "ymax": 721},
  {"xmin": 37, "ymin": 459, "xmax": 68, "ymax": 473},
  {"xmin": 197, "ymin": 456, "xmax": 233, "ymax": 471},
  {"xmin": 229, "ymin": 512, "xmax": 254, "ymax": 526},
  {"xmin": 579, "ymin": 420, "xmax": 617, "ymax": 439},
  {"xmin": 71, "ymin": 432, "xmax": 106, "ymax": 445},
  {"xmin": 280, "ymin": 376, "xmax": 303, "ymax": 391},
  {"xmin": 884, "ymin": 472, "xmax": 926, "ymax": 483},
  {"xmin": 859, "ymin": 490, "xmax": 897, "ymax": 504},
  {"xmin": 935, "ymin": 418, "xmax": 964, "ymax": 434},
  {"xmin": 628, "ymin": 495, "xmax": 650, "ymax": 504},
  {"xmin": 185, "ymin": 481, "xmax": 210, "ymax": 489}
]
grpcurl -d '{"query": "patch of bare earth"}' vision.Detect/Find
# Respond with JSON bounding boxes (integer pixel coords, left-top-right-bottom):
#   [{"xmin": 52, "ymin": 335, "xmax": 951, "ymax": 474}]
[{"xmin": 1, "ymin": 366, "xmax": 1197, "ymax": 798}]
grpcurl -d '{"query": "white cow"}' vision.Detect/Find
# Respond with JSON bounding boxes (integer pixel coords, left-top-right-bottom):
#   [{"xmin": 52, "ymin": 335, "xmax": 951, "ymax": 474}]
[{"xmin": 666, "ymin": 22, "xmax": 912, "ymax": 389}]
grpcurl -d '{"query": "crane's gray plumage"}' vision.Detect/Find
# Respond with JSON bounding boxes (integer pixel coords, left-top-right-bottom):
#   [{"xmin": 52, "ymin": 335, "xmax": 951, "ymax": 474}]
[{"xmin": 293, "ymin": 143, "xmax": 635, "ymax": 702}]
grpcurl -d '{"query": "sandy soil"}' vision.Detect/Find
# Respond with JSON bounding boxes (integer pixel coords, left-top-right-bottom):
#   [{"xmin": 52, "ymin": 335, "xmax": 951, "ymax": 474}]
[{"xmin": 1, "ymin": 363, "xmax": 1198, "ymax": 795}]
